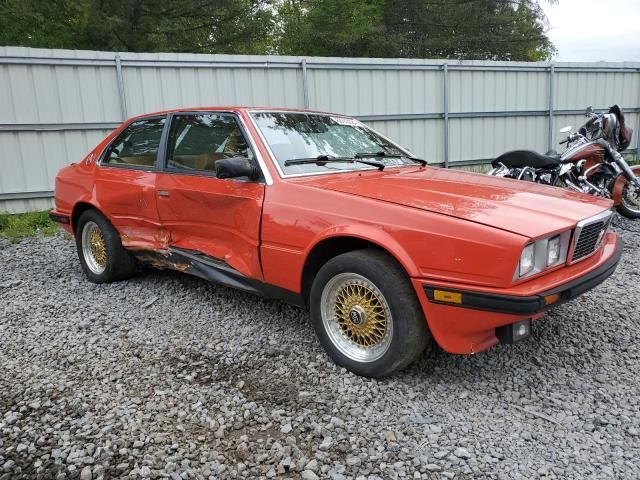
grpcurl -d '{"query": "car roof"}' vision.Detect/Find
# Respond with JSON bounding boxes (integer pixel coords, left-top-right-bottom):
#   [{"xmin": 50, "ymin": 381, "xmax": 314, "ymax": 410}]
[{"xmin": 125, "ymin": 106, "xmax": 348, "ymax": 123}]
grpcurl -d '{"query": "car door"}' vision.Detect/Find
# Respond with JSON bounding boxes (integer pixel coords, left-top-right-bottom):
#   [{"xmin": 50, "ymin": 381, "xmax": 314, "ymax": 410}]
[
  {"xmin": 94, "ymin": 116, "xmax": 166, "ymax": 250},
  {"xmin": 155, "ymin": 112, "xmax": 265, "ymax": 280}
]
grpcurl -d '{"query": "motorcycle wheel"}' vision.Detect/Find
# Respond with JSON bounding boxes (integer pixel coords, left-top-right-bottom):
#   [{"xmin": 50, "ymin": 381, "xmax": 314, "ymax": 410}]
[{"xmin": 617, "ymin": 179, "xmax": 640, "ymax": 219}]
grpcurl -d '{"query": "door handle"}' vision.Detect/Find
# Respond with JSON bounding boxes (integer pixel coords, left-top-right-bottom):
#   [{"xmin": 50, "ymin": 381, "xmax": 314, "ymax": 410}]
[{"xmin": 158, "ymin": 190, "xmax": 170, "ymax": 198}]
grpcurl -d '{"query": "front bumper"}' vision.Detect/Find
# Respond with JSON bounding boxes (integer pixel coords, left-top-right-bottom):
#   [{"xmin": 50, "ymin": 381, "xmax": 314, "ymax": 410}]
[
  {"xmin": 424, "ymin": 238, "xmax": 622, "ymax": 316},
  {"xmin": 413, "ymin": 233, "xmax": 622, "ymax": 354}
]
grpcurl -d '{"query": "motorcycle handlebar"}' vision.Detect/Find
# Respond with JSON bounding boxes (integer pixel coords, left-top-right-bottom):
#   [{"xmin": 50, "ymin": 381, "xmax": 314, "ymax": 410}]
[
  {"xmin": 559, "ymin": 133, "xmax": 579, "ymax": 145},
  {"xmin": 560, "ymin": 132, "xmax": 587, "ymax": 145}
]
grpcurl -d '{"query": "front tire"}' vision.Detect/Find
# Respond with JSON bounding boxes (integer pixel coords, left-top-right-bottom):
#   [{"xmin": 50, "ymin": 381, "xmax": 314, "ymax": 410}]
[
  {"xmin": 616, "ymin": 175, "xmax": 640, "ymax": 219},
  {"xmin": 309, "ymin": 249, "xmax": 430, "ymax": 377},
  {"xmin": 75, "ymin": 209, "xmax": 136, "ymax": 283}
]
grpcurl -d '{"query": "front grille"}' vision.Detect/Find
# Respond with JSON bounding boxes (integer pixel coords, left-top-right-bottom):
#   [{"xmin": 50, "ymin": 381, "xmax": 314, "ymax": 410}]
[{"xmin": 570, "ymin": 214, "xmax": 611, "ymax": 263}]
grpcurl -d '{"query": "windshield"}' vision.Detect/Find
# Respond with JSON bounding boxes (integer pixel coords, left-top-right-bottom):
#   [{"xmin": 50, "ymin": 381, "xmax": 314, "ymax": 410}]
[{"xmin": 251, "ymin": 111, "xmax": 418, "ymax": 175}]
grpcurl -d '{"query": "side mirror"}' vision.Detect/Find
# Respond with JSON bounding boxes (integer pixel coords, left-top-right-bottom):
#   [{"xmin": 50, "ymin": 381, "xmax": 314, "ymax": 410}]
[
  {"xmin": 559, "ymin": 126, "xmax": 572, "ymax": 133},
  {"xmin": 585, "ymin": 106, "xmax": 594, "ymax": 115},
  {"xmin": 215, "ymin": 157, "xmax": 261, "ymax": 181}
]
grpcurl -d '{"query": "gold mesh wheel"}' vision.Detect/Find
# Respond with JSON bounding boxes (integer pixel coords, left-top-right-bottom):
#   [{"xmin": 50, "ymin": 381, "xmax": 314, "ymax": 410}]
[
  {"xmin": 335, "ymin": 282, "xmax": 388, "ymax": 347},
  {"xmin": 81, "ymin": 221, "xmax": 108, "ymax": 274},
  {"xmin": 320, "ymin": 273, "xmax": 393, "ymax": 362}
]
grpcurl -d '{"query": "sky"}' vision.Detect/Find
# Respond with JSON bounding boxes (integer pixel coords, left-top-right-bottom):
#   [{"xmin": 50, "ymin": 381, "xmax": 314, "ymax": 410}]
[{"xmin": 542, "ymin": 0, "xmax": 640, "ymax": 62}]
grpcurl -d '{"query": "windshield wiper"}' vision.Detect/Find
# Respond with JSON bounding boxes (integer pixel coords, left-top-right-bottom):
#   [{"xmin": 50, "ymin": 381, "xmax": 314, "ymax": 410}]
[
  {"xmin": 284, "ymin": 155, "xmax": 385, "ymax": 170},
  {"xmin": 355, "ymin": 151, "xmax": 428, "ymax": 166}
]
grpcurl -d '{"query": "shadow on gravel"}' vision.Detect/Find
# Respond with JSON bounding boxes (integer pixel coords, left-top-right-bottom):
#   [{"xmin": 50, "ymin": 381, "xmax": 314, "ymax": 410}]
[{"xmin": 122, "ymin": 252, "xmax": 621, "ymax": 391}]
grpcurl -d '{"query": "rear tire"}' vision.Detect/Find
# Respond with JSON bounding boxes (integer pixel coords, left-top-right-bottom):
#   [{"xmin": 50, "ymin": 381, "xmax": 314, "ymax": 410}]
[
  {"xmin": 75, "ymin": 209, "xmax": 136, "ymax": 283},
  {"xmin": 309, "ymin": 249, "xmax": 430, "ymax": 377}
]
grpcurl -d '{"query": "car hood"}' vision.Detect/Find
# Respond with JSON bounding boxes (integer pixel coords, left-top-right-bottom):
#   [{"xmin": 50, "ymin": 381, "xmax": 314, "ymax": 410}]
[{"xmin": 293, "ymin": 167, "xmax": 612, "ymax": 238}]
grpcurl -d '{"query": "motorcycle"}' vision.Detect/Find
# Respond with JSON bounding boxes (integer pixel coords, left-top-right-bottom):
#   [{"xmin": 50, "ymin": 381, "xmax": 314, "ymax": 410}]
[{"xmin": 489, "ymin": 105, "xmax": 640, "ymax": 219}]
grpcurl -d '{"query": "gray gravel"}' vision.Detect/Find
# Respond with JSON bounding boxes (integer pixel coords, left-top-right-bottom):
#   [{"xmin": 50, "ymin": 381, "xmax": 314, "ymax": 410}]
[{"xmin": 1, "ymin": 216, "xmax": 639, "ymax": 480}]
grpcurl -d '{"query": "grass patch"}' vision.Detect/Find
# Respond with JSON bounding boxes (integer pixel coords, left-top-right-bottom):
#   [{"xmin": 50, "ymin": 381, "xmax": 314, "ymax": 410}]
[{"xmin": 0, "ymin": 211, "xmax": 59, "ymax": 243}]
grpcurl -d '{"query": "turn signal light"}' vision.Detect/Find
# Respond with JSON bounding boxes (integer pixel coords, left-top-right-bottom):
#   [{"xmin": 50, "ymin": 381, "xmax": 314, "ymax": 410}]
[
  {"xmin": 544, "ymin": 293, "xmax": 561, "ymax": 306},
  {"xmin": 433, "ymin": 290, "xmax": 462, "ymax": 304}
]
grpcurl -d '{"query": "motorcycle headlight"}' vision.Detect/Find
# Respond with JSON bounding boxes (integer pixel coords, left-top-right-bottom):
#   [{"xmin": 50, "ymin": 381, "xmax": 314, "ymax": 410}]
[{"xmin": 516, "ymin": 231, "xmax": 571, "ymax": 280}]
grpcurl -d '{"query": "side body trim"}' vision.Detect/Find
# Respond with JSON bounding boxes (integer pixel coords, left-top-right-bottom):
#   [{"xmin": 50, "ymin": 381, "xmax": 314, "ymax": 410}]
[{"xmin": 49, "ymin": 211, "xmax": 70, "ymax": 224}]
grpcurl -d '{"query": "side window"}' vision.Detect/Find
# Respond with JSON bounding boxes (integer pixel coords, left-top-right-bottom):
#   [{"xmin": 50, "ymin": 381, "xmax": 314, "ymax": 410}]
[
  {"xmin": 103, "ymin": 117, "xmax": 166, "ymax": 168},
  {"xmin": 166, "ymin": 114, "xmax": 253, "ymax": 173}
]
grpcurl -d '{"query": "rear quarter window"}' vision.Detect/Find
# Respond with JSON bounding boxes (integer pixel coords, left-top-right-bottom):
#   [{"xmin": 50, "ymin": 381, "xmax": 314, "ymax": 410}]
[{"xmin": 103, "ymin": 117, "xmax": 166, "ymax": 168}]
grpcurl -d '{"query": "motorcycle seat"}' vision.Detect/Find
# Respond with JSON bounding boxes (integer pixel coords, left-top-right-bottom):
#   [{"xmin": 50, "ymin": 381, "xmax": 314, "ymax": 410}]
[{"xmin": 492, "ymin": 150, "xmax": 561, "ymax": 169}]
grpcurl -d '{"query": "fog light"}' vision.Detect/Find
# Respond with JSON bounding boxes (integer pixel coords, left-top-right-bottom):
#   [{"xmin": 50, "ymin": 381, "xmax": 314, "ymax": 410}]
[
  {"xmin": 514, "ymin": 322, "xmax": 529, "ymax": 339},
  {"xmin": 496, "ymin": 319, "xmax": 531, "ymax": 344}
]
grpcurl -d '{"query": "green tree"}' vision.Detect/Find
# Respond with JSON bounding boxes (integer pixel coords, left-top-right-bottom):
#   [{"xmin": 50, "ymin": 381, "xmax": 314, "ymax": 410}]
[
  {"xmin": 0, "ymin": 0, "xmax": 275, "ymax": 54},
  {"xmin": 83, "ymin": 0, "xmax": 274, "ymax": 54},
  {"xmin": 0, "ymin": 0, "xmax": 90, "ymax": 49},
  {"xmin": 277, "ymin": 0, "xmax": 389, "ymax": 57},
  {"xmin": 278, "ymin": 0, "xmax": 556, "ymax": 61},
  {"xmin": 0, "ymin": 0, "xmax": 556, "ymax": 60}
]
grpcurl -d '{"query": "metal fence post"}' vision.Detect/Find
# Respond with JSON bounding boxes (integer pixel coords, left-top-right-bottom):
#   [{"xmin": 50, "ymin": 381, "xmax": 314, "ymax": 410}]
[
  {"xmin": 115, "ymin": 54, "xmax": 128, "ymax": 120},
  {"xmin": 636, "ymin": 69, "xmax": 640, "ymax": 160},
  {"xmin": 301, "ymin": 58, "xmax": 310, "ymax": 109},
  {"xmin": 548, "ymin": 63, "xmax": 555, "ymax": 152},
  {"xmin": 443, "ymin": 63, "xmax": 449, "ymax": 168}
]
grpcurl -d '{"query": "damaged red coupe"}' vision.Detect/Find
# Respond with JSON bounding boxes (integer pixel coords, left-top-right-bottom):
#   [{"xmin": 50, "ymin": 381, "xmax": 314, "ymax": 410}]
[{"xmin": 51, "ymin": 107, "xmax": 622, "ymax": 377}]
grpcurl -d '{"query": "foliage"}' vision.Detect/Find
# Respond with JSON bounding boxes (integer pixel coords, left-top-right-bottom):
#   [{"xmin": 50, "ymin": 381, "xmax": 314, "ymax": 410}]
[
  {"xmin": 0, "ymin": 0, "xmax": 555, "ymax": 60},
  {"xmin": 277, "ymin": 0, "xmax": 387, "ymax": 58},
  {"xmin": 278, "ymin": 0, "xmax": 556, "ymax": 61},
  {"xmin": 0, "ymin": 0, "xmax": 89, "ymax": 50},
  {"xmin": 0, "ymin": 211, "xmax": 59, "ymax": 243},
  {"xmin": 83, "ymin": 0, "xmax": 275, "ymax": 54},
  {"xmin": 0, "ymin": 0, "xmax": 275, "ymax": 54}
]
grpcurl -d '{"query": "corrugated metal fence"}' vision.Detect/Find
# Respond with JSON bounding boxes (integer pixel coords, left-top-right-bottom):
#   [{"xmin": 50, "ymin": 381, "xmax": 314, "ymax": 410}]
[{"xmin": 1, "ymin": 46, "xmax": 640, "ymax": 213}]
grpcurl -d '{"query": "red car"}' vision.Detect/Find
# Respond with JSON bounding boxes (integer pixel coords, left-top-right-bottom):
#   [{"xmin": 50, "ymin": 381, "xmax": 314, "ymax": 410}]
[{"xmin": 50, "ymin": 107, "xmax": 622, "ymax": 377}]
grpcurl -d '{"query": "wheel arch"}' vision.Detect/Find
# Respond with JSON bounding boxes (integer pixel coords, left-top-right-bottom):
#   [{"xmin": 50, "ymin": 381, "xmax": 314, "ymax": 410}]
[
  {"xmin": 71, "ymin": 201, "xmax": 103, "ymax": 234},
  {"xmin": 300, "ymin": 232, "xmax": 418, "ymax": 305}
]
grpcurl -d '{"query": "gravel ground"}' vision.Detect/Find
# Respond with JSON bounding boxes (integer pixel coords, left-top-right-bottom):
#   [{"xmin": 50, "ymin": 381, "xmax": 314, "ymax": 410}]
[{"xmin": 1, "ymin": 216, "xmax": 639, "ymax": 480}]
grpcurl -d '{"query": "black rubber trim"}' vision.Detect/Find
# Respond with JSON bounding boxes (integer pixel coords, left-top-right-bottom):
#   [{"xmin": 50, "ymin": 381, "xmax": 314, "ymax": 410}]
[
  {"xmin": 48, "ymin": 211, "xmax": 70, "ymax": 224},
  {"xmin": 424, "ymin": 286, "xmax": 543, "ymax": 315},
  {"xmin": 134, "ymin": 248, "xmax": 305, "ymax": 308},
  {"xmin": 424, "ymin": 238, "xmax": 623, "ymax": 315}
]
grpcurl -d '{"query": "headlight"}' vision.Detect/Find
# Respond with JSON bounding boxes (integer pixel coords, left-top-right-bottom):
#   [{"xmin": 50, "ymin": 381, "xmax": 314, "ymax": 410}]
[
  {"xmin": 515, "ymin": 231, "xmax": 571, "ymax": 280},
  {"xmin": 547, "ymin": 235, "xmax": 561, "ymax": 266},
  {"xmin": 519, "ymin": 244, "xmax": 535, "ymax": 276}
]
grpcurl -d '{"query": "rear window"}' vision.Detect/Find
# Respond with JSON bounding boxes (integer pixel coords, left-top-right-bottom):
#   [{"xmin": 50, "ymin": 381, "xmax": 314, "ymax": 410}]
[{"xmin": 103, "ymin": 117, "xmax": 166, "ymax": 168}]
